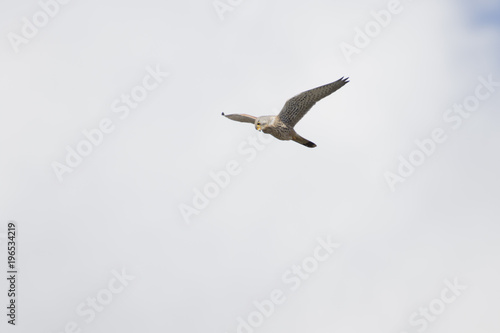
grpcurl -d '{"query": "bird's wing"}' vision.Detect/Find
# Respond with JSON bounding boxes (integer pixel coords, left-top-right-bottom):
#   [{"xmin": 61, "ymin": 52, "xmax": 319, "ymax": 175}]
[
  {"xmin": 278, "ymin": 77, "xmax": 349, "ymax": 128},
  {"xmin": 222, "ymin": 112, "xmax": 257, "ymax": 124}
]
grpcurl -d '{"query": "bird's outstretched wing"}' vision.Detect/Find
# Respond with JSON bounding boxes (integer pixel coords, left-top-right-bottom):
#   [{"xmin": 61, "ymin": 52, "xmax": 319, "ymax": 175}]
[
  {"xmin": 278, "ymin": 77, "xmax": 349, "ymax": 128},
  {"xmin": 222, "ymin": 112, "xmax": 256, "ymax": 124}
]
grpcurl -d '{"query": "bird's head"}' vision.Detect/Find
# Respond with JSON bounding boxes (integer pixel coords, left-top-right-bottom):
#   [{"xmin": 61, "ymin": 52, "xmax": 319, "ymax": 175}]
[{"xmin": 255, "ymin": 116, "xmax": 274, "ymax": 132}]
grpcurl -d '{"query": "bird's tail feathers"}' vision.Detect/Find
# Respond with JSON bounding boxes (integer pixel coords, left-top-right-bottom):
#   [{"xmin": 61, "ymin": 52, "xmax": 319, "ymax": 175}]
[{"xmin": 293, "ymin": 134, "xmax": 317, "ymax": 148}]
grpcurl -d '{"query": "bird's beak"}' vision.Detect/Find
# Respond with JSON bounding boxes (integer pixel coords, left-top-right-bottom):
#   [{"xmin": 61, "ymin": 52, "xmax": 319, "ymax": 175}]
[{"xmin": 256, "ymin": 124, "xmax": 261, "ymax": 131}]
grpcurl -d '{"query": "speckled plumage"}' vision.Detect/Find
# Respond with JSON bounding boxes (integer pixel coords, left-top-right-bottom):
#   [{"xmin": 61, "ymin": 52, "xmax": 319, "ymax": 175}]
[{"xmin": 222, "ymin": 77, "xmax": 349, "ymax": 148}]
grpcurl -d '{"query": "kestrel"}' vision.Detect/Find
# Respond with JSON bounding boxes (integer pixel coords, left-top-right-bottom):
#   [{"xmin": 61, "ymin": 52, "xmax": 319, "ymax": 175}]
[{"xmin": 222, "ymin": 77, "xmax": 349, "ymax": 148}]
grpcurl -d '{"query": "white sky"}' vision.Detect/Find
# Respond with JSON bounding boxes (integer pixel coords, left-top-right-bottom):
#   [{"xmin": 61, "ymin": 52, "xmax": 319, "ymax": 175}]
[{"xmin": 0, "ymin": 0, "xmax": 499, "ymax": 332}]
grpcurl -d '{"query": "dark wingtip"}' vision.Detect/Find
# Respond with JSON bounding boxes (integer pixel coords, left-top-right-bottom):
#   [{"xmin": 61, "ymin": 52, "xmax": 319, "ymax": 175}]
[
  {"xmin": 306, "ymin": 141, "xmax": 317, "ymax": 148},
  {"xmin": 221, "ymin": 112, "xmax": 225, "ymax": 116}
]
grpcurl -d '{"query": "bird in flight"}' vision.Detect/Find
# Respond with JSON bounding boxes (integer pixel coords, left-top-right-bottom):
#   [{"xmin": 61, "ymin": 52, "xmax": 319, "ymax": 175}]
[{"xmin": 222, "ymin": 77, "xmax": 349, "ymax": 148}]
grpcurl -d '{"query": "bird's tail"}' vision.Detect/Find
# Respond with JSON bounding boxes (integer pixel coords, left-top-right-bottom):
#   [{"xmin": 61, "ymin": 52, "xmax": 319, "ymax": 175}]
[{"xmin": 293, "ymin": 134, "xmax": 317, "ymax": 148}]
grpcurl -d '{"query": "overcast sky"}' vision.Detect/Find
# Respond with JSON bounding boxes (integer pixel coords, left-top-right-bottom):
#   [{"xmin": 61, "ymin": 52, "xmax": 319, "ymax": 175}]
[{"xmin": 1, "ymin": 0, "xmax": 499, "ymax": 332}]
